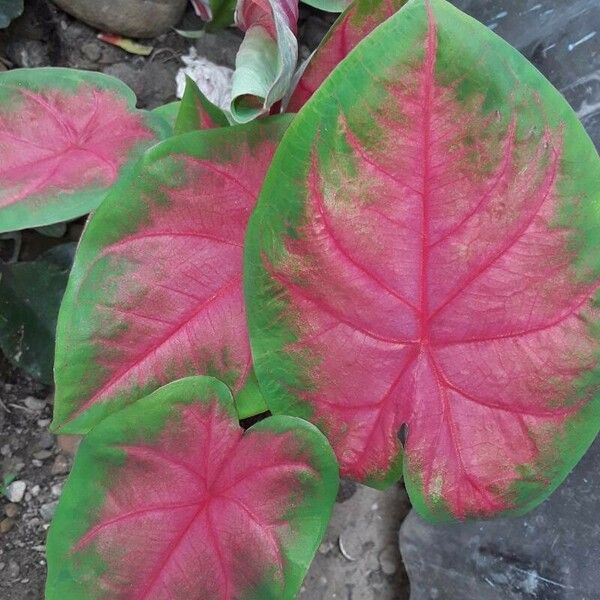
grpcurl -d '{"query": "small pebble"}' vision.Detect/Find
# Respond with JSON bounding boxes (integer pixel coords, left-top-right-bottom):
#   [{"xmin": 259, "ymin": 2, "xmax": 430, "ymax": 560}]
[
  {"xmin": 5, "ymin": 480, "xmax": 26, "ymax": 503},
  {"xmin": 51, "ymin": 455, "xmax": 70, "ymax": 475},
  {"xmin": 35, "ymin": 432, "xmax": 55, "ymax": 451},
  {"xmin": 40, "ymin": 501, "xmax": 58, "ymax": 522},
  {"xmin": 0, "ymin": 444, "xmax": 11, "ymax": 457},
  {"xmin": 37, "ymin": 419, "xmax": 51, "ymax": 428},
  {"xmin": 24, "ymin": 397, "xmax": 46, "ymax": 411},
  {"xmin": 7, "ymin": 560, "xmax": 19, "ymax": 579},
  {"xmin": 33, "ymin": 450, "xmax": 52, "ymax": 460},
  {"xmin": 0, "ymin": 518, "xmax": 15, "ymax": 533},
  {"xmin": 57, "ymin": 435, "xmax": 82, "ymax": 456},
  {"xmin": 51, "ymin": 483, "xmax": 63, "ymax": 498},
  {"xmin": 4, "ymin": 504, "xmax": 19, "ymax": 518},
  {"xmin": 81, "ymin": 41, "xmax": 102, "ymax": 62},
  {"xmin": 31, "ymin": 459, "xmax": 43, "ymax": 468},
  {"xmin": 30, "ymin": 485, "xmax": 40, "ymax": 497}
]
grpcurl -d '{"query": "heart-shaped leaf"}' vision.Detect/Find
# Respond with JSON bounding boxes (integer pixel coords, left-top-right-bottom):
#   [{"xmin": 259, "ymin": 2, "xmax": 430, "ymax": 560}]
[
  {"xmin": 46, "ymin": 376, "xmax": 338, "ymax": 600},
  {"xmin": 53, "ymin": 115, "xmax": 291, "ymax": 434},
  {"xmin": 245, "ymin": 0, "xmax": 600, "ymax": 520},
  {"xmin": 287, "ymin": 0, "xmax": 407, "ymax": 112},
  {"xmin": 0, "ymin": 68, "xmax": 169, "ymax": 233}
]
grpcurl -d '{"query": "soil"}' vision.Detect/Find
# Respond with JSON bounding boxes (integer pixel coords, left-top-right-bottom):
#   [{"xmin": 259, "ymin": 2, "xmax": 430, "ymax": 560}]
[
  {"xmin": 0, "ymin": 358, "xmax": 62, "ymax": 600},
  {"xmin": 0, "ymin": 3, "xmax": 410, "ymax": 599}
]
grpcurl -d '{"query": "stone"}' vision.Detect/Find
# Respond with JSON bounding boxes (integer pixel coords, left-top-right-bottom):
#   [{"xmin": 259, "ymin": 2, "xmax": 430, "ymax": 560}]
[
  {"xmin": 80, "ymin": 41, "xmax": 102, "ymax": 62},
  {"xmin": 4, "ymin": 504, "xmax": 20, "ymax": 518},
  {"xmin": 56, "ymin": 434, "xmax": 82, "ymax": 457},
  {"xmin": 50, "ymin": 454, "xmax": 70, "ymax": 476},
  {"xmin": 23, "ymin": 396, "xmax": 46, "ymax": 411},
  {"xmin": 34, "ymin": 431, "xmax": 55, "ymax": 451},
  {"xmin": 301, "ymin": 483, "xmax": 411, "ymax": 599},
  {"xmin": 32, "ymin": 450, "xmax": 52, "ymax": 461},
  {"xmin": 0, "ymin": 518, "xmax": 15, "ymax": 534},
  {"xmin": 5, "ymin": 481, "xmax": 26, "ymax": 503},
  {"xmin": 39, "ymin": 501, "xmax": 58, "ymax": 522},
  {"xmin": 7, "ymin": 560, "xmax": 19, "ymax": 580},
  {"xmin": 399, "ymin": 437, "xmax": 600, "ymax": 600},
  {"xmin": 51, "ymin": 0, "xmax": 188, "ymax": 38}
]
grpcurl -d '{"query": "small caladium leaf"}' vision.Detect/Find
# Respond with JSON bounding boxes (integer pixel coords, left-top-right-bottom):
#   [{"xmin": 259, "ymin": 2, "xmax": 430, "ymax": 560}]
[
  {"xmin": 0, "ymin": 68, "xmax": 169, "ymax": 233},
  {"xmin": 287, "ymin": 0, "xmax": 407, "ymax": 112},
  {"xmin": 0, "ymin": 243, "xmax": 75, "ymax": 383},
  {"xmin": 246, "ymin": 0, "xmax": 600, "ymax": 520},
  {"xmin": 53, "ymin": 115, "xmax": 292, "ymax": 434},
  {"xmin": 300, "ymin": 0, "xmax": 349, "ymax": 14},
  {"xmin": 231, "ymin": 0, "xmax": 298, "ymax": 123},
  {"xmin": 46, "ymin": 376, "xmax": 339, "ymax": 600},
  {"xmin": 152, "ymin": 101, "xmax": 181, "ymax": 133},
  {"xmin": 175, "ymin": 75, "xmax": 230, "ymax": 134}
]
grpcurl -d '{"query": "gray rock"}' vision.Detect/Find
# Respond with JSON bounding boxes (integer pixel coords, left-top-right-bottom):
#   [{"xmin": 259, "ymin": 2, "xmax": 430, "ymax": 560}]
[
  {"xmin": 39, "ymin": 501, "xmax": 58, "ymax": 522},
  {"xmin": 50, "ymin": 454, "xmax": 70, "ymax": 476},
  {"xmin": 399, "ymin": 437, "xmax": 600, "ymax": 600},
  {"xmin": 80, "ymin": 41, "xmax": 102, "ymax": 62},
  {"xmin": 302, "ymin": 483, "xmax": 411, "ymax": 599},
  {"xmin": 51, "ymin": 0, "xmax": 188, "ymax": 38},
  {"xmin": 23, "ymin": 397, "xmax": 45, "ymax": 412},
  {"xmin": 5, "ymin": 481, "xmax": 26, "ymax": 504}
]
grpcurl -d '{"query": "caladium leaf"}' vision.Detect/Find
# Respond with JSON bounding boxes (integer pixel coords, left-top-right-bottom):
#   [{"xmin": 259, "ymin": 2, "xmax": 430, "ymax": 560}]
[
  {"xmin": 46, "ymin": 376, "xmax": 338, "ymax": 600},
  {"xmin": 0, "ymin": 68, "xmax": 169, "ymax": 233},
  {"xmin": 300, "ymin": 0, "xmax": 349, "ymax": 14},
  {"xmin": 231, "ymin": 0, "xmax": 298, "ymax": 123},
  {"xmin": 287, "ymin": 0, "xmax": 407, "ymax": 112},
  {"xmin": 53, "ymin": 115, "xmax": 292, "ymax": 434},
  {"xmin": 152, "ymin": 101, "xmax": 181, "ymax": 133},
  {"xmin": 245, "ymin": 0, "xmax": 600, "ymax": 520},
  {"xmin": 0, "ymin": 243, "xmax": 75, "ymax": 383},
  {"xmin": 175, "ymin": 76, "xmax": 230, "ymax": 134}
]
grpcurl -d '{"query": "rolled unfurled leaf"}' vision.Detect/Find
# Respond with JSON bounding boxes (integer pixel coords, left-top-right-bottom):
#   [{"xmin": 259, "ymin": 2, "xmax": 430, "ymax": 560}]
[
  {"xmin": 287, "ymin": 0, "xmax": 408, "ymax": 111},
  {"xmin": 0, "ymin": 68, "xmax": 169, "ymax": 233},
  {"xmin": 246, "ymin": 0, "xmax": 600, "ymax": 520},
  {"xmin": 231, "ymin": 0, "xmax": 298, "ymax": 123},
  {"xmin": 46, "ymin": 376, "xmax": 339, "ymax": 600},
  {"xmin": 52, "ymin": 115, "xmax": 291, "ymax": 434}
]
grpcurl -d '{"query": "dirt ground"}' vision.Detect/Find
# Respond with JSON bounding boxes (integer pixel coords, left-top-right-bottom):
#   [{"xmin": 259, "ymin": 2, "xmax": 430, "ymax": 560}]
[
  {"xmin": 0, "ymin": 3, "xmax": 411, "ymax": 599},
  {"xmin": 0, "ymin": 361, "xmax": 411, "ymax": 600}
]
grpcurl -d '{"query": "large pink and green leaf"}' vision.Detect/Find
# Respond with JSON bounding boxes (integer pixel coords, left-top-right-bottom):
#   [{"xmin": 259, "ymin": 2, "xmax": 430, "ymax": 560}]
[
  {"xmin": 286, "ymin": 0, "xmax": 407, "ymax": 112},
  {"xmin": 46, "ymin": 376, "xmax": 338, "ymax": 600},
  {"xmin": 0, "ymin": 68, "xmax": 169, "ymax": 233},
  {"xmin": 53, "ymin": 115, "xmax": 291, "ymax": 434},
  {"xmin": 245, "ymin": 0, "xmax": 600, "ymax": 520}
]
